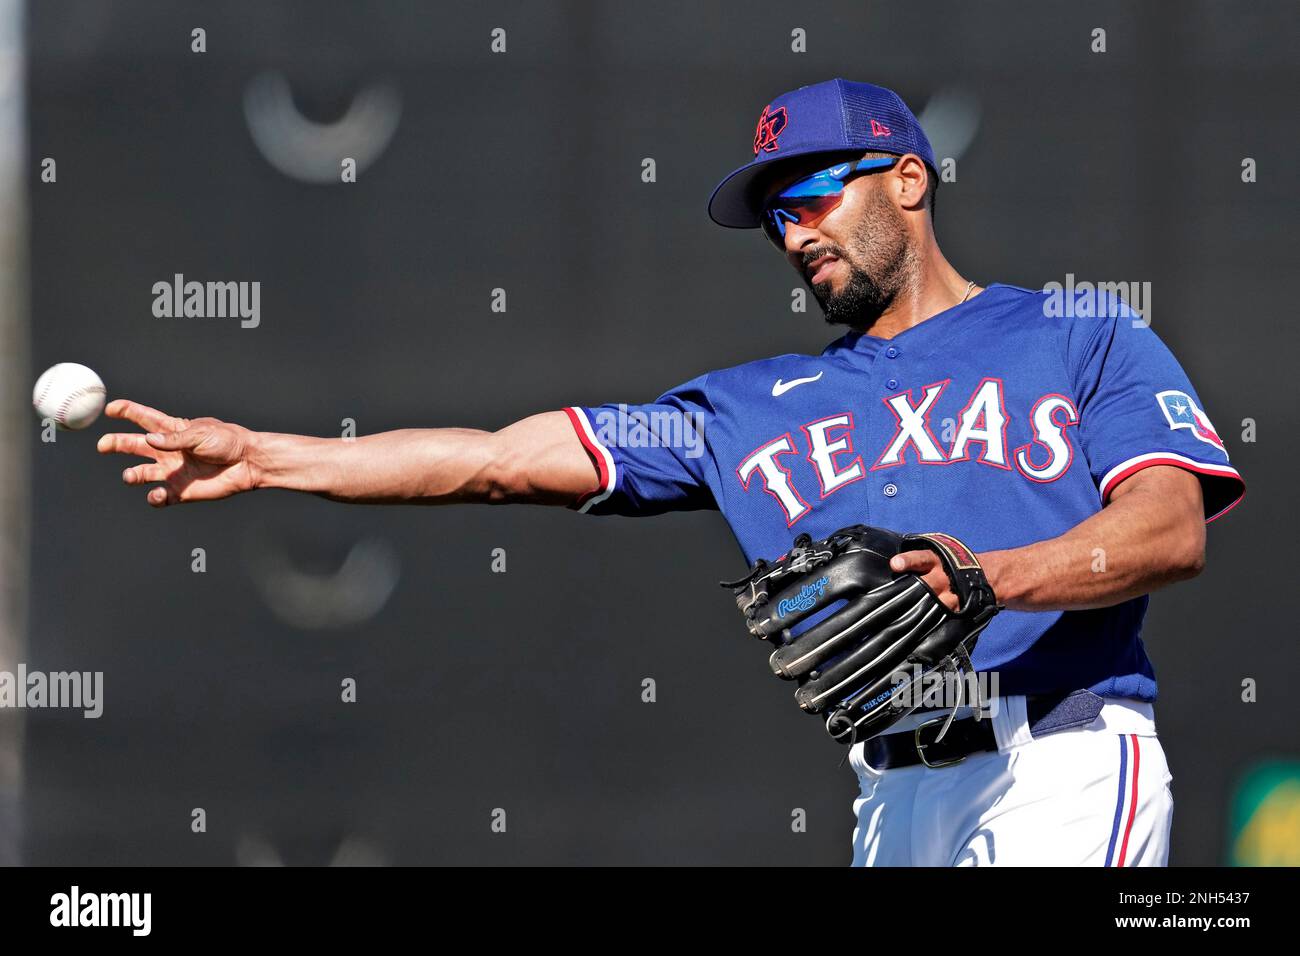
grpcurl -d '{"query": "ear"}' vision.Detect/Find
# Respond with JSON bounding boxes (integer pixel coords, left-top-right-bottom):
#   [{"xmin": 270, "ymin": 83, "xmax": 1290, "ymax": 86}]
[{"xmin": 891, "ymin": 153, "xmax": 930, "ymax": 212}]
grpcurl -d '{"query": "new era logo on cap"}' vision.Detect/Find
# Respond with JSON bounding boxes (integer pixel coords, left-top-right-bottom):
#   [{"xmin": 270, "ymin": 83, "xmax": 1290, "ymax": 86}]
[{"xmin": 870, "ymin": 119, "xmax": 892, "ymax": 137}]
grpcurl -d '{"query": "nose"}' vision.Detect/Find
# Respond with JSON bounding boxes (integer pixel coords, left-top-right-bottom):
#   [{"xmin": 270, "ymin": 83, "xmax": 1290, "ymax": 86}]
[{"xmin": 782, "ymin": 220, "xmax": 821, "ymax": 257}]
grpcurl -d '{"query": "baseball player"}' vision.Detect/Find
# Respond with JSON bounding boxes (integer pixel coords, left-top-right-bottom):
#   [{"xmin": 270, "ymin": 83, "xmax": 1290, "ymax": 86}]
[{"xmin": 98, "ymin": 79, "xmax": 1243, "ymax": 866}]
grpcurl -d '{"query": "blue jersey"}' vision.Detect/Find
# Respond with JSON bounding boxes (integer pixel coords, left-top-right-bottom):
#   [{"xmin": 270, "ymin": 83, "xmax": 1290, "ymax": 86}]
[{"xmin": 564, "ymin": 284, "xmax": 1244, "ymax": 700}]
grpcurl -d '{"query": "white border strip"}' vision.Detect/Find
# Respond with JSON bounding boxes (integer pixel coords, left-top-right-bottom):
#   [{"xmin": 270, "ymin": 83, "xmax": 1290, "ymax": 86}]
[
  {"xmin": 1099, "ymin": 451, "xmax": 1241, "ymax": 501},
  {"xmin": 567, "ymin": 407, "xmax": 617, "ymax": 514}
]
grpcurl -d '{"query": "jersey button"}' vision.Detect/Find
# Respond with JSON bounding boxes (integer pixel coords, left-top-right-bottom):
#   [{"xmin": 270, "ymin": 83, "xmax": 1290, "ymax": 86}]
[
  {"xmin": 883, "ymin": 482, "xmax": 898, "ymax": 498},
  {"xmin": 885, "ymin": 346, "xmax": 900, "ymax": 359},
  {"xmin": 886, "ymin": 378, "xmax": 899, "ymax": 390}
]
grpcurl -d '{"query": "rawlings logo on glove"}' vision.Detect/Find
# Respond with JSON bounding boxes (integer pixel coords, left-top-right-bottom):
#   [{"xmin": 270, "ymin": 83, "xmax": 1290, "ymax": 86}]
[
  {"xmin": 721, "ymin": 524, "xmax": 1001, "ymax": 745},
  {"xmin": 776, "ymin": 576, "xmax": 830, "ymax": 618}
]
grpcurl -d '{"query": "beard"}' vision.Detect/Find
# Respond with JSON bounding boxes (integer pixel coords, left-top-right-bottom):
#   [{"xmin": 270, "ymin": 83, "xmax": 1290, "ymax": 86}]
[{"xmin": 803, "ymin": 186, "xmax": 916, "ymax": 330}]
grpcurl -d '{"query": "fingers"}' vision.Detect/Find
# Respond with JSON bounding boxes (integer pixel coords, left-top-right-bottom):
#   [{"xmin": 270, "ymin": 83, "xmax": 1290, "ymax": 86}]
[
  {"xmin": 891, "ymin": 550, "xmax": 959, "ymax": 611},
  {"xmin": 120, "ymin": 463, "xmax": 169, "ymax": 486},
  {"xmin": 122, "ymin": 464, "xmax": 183, "ymax": 508},
  {"xmin": 99, "ymin": 420, "xmax": 207, "ymax": 455},
  {"xmin": 101, "ymin": 401, "xmax": 201, "ymax": 508},
  {"xmin": 97, "ymin": 432, "xmax": 156, "ymax": 459},
  {"xmin": 146, "ymin": 486, "xmax": 176, "ymax": 508},
  {"xmin": 925, "ymin": 569, "xmax": 960, "ymax": 612},
  {"xmin": 105, "ymin": 399, "xmax": 186, "ymax": 434},
  {"xmin": 890, "ymin": 550, "xmax": 939, "ymax": 574},
  {"xmin": 145, "ymin": 427, "xmax": 206, "ymax": 452}
]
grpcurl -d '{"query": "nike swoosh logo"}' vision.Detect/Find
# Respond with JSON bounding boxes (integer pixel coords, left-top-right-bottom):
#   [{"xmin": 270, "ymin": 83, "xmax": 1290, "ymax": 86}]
[
  {"xmin": 829, "ymin": 164, "xmax": 851, "ymax": 178},
  {"xmin": 772, "ymin": 371, "xmax": 824, "ymax": 397}
]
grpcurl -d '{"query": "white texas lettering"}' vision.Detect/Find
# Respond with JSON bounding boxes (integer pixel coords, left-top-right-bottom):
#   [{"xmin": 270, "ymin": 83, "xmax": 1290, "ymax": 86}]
[
  {"xmin": 1014, "ymin": 394, "xmax": 1079, "ymax": 482},
  {"xmin": 735, "ymin": 380, "xmax": 1081, "ymax": 519},
  {"xmin": 803, "ymin": 414, "xmax": 864, "ymax": 497},
  {"xmin": 948, "ymin": 378, "xmax": 1010, "ymax": 468},
  {"xmin": 736, "ymin": 434, "xmax": 810, "ymax": 524},
  {"xmin": 874, "ymin": 381, "xmax": 948, "ymax": 468}
]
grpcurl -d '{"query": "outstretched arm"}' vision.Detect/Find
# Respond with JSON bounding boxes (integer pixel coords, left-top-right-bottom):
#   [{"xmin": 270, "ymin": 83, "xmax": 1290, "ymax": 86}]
[
  {"xmin": 890, "ymin": 466, "xmax": 1207, "ymax": 612},
  {"xmin": 97, "ymin": 400, "xmax": 599, "ymax": 509}
]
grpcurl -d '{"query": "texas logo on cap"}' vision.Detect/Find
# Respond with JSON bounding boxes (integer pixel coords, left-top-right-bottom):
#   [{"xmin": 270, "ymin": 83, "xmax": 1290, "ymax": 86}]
[{"xmin": 753, "ymin": 104, "xmax": 788, "ymax": 154}]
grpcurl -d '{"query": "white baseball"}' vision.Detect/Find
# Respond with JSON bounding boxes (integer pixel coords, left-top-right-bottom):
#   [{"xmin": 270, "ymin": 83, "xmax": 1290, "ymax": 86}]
[{"xmin": 32, "ymin": 362, "xmax": 107, "ymax": 430}]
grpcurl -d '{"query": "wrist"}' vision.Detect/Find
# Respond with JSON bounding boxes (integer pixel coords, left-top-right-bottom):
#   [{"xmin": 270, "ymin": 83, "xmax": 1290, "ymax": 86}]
[
  {"xmin": 978, "ymin": 548, "xmax": 1026, "ymax": 609},
  {"xmin": 242, "ymin": 429, "xmax": 271, "ymax": 490},
  {"xmin": 246, "ymin": 430, "xmax": 312, "ymax": 492},
  {"xmin": 249, "ymin": 432, "xmax": 343, "ymax": 495}
]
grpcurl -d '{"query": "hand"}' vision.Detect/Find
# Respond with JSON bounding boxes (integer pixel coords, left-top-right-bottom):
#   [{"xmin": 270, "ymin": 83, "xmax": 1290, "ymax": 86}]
[
  {"xmin": 890, "ymin": 550, "xmax": 961, "ymax": 612},
  {"xmin": 96, "ymin": 400, "xmax": 259, "ymax": 508}
]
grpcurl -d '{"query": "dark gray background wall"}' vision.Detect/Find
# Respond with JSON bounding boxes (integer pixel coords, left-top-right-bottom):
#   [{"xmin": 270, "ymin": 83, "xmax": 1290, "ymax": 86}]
[{"xmin": 24, "ymin": 0, "xmax": 1297, "ymax": 864}]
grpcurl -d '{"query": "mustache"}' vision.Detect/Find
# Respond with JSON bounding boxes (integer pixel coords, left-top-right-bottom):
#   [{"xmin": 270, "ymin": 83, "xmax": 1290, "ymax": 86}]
[{"xmin": 800, "ymin": 245, "xmax": 847, "ymax": 272}]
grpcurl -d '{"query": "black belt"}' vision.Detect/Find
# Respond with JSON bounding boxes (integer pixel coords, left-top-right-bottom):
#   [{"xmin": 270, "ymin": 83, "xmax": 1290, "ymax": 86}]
[{"xmin": 861, "ymin": 689, "xmax": 1106, "ymax": 770}]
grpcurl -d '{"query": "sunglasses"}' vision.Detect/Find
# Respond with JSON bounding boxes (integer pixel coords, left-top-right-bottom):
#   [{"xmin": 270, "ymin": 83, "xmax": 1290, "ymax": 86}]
[{"xmin": 760, "ymin": 156, "xmax": 900, "ymax": 247}]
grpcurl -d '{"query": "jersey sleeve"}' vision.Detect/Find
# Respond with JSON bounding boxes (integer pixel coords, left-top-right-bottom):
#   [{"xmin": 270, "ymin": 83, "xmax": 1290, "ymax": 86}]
[
  {"xmin": 1069, "ymin": 301, "xmax": 1244, "ymax": 521},
  {"xmin": 564, "ymin": 373, "xmax": 719, "ymax": 516}
]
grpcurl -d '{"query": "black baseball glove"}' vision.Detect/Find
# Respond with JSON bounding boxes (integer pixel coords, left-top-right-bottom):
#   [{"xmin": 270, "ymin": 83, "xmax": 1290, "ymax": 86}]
[{"xmin": 722, "ymin": 524, "xmax": 1000, "ymax": 745}]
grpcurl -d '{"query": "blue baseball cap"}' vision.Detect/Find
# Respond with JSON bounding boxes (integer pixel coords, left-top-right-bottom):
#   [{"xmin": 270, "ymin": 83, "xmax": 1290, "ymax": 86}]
[{"xmin": 708, "ymin": 78, "xmax": 937, "ymax": 229}]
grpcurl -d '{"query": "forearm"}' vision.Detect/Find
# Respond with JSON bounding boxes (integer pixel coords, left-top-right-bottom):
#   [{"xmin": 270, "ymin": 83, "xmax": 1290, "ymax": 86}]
[
  {"xmin": 247, "ymin": 412, "xmax": 596, "ymax": 506},
  {"xmin": 247, "ymin": 428, "xmax": 494, "ymax": 503},
  {"xmin": 978, "ymin": 468, "xmax": 1206, "ymax": 612}
]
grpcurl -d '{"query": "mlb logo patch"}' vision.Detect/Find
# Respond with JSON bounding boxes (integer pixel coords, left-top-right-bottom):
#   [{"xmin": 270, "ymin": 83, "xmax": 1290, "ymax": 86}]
[{"xmin": 1156, "ymin": 390, "xmax": 1225, "ymax": 451}]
